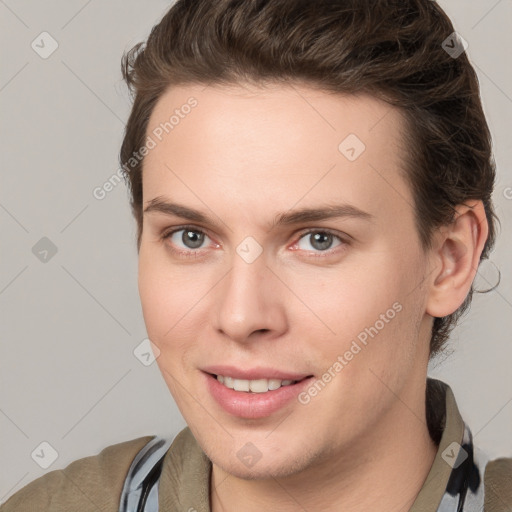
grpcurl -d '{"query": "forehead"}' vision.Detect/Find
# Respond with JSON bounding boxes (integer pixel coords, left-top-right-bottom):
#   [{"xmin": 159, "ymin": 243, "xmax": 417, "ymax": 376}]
[
  {"xmin": 146, "ymin": 82, "xmax": 404, "ymax": 150},
  {"xmin": 142, "ymin": 82, "xmax": 413, "ymax": 227}
]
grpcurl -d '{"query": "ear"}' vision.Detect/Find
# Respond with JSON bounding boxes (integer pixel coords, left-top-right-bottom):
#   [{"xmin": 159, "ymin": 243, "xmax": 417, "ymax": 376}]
[{"xmin": 426, "ymin": 200, "xmax": 489, "ymax": 318}]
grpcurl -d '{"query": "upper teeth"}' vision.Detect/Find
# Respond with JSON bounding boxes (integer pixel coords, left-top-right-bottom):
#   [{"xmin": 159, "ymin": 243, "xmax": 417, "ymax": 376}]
[{"xmin": 216, "ymin": 374, "xmax": 297, "ymax": 393}]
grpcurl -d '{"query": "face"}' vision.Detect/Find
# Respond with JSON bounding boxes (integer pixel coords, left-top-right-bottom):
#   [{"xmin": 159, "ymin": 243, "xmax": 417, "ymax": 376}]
[{"xmin": 138, "ymin": 82, "xmax": 434, "ymax": 480}]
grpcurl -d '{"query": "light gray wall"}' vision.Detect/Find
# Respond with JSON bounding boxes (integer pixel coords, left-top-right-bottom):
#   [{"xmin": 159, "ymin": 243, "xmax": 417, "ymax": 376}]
[{"xmin": 1, "ymin": 0, "xmax": 511, "ymax": 503}]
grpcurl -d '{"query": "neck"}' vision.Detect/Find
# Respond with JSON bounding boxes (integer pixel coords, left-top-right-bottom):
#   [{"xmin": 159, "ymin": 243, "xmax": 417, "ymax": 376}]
[{"xmin": 210, "ymin": 377, "xmax": 438, "ymax": 512}]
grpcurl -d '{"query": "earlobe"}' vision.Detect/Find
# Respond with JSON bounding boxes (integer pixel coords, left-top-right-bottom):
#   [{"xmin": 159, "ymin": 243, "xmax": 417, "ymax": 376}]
[{"xmin": 426, "ymin": 200, "xmax": 489, "ymax": 318}]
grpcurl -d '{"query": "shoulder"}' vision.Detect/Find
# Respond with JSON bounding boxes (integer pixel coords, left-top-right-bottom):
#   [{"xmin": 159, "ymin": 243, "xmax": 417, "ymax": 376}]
[
  {"xmin": 0, "ymin": 435, "xmax": 154, "ymax": 512},
  {"xmin": 484, "ymin": 457, "xmax": 512, "ymax": 509}
]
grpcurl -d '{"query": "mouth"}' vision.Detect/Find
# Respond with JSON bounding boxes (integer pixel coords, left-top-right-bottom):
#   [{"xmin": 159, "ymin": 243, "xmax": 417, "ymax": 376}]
[
  {"xmin": 202, "ymin": 370, "xmax": 316, "ymax": 419},
  {"xmin": 206, "ymin": 372, "xmax": 313, "ymax": 393}
]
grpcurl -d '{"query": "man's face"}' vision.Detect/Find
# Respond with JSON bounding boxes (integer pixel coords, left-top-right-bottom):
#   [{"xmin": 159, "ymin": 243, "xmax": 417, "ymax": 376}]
[{"xmin": 138, "ymin": 83, "xmax": 434, "ymax": 479}]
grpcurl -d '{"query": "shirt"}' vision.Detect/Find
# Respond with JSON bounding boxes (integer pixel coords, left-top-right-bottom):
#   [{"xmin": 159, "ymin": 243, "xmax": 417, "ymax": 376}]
[{"xmin": 2, "ymin": 377, "xmax": 511, "ymax": 511}]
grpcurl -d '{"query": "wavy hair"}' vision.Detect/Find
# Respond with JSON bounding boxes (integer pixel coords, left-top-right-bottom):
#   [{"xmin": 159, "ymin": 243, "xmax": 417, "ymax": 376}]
[{"xmin": 119, "ymin": 0, "xmax": 498, "ymax": 358}]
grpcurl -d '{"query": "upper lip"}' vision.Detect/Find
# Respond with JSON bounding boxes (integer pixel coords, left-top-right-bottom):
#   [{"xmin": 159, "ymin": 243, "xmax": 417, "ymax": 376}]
[{"xmin": 201, "ymin": 365, "xmax": 313, "ymax": 381}]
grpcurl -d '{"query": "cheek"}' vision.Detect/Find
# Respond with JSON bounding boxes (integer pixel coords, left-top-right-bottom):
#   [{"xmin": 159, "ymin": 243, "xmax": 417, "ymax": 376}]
[
  {"xmin": 299, "ymin": 257, "xmax": 404, "ymax": 332},
  {"xmin": 301, "ymin": 248, "xmax": 424, "ymax": 367},
  {"xmin": 138, "ymin": 268, "xmax": 193, "ymax": 394},
  {"xmin": 138, "ymin": 249, "xmax": 185, "ymax": 342},
  {"xmin": 138, "ymin": 249, "xmax": 213, "ymax": 369}
]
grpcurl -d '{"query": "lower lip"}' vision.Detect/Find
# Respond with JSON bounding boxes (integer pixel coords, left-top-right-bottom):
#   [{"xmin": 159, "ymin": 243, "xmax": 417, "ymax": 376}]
[{"xmin": 204, "ymin": 372, "xmax": 314, "ymax": 419}]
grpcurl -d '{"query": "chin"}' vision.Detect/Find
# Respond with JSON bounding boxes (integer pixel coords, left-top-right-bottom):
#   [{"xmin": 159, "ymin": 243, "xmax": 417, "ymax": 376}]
[
  {"xmin": 203, "ymin": 436, "xmax": 319, "ymax": 481},
  {"xmin": 214, "ymin": 454, "xmax": 310, "ymax": 481}
]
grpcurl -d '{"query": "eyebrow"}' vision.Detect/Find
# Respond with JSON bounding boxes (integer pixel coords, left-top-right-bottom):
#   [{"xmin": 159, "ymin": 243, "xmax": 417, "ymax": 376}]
[{"xmin": 143, "ymin": 196, "xmax": 374, "ymax": 230}]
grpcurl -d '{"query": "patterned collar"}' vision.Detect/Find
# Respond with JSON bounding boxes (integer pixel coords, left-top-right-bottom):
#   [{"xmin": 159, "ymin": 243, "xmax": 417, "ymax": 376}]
[
  {"xmin": 437, "ymin": 422, "xmax": 489, "ymax": 511},
  {"xmin": 406, "ymin": 378, "xmax": 490, "ymax": 511}
]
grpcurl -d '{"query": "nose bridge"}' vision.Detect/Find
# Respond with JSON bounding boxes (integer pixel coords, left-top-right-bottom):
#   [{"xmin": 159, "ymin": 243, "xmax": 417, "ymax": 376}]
[
  {"xmin": 224, "ymin": 246, "xmax": 269, "ymax": 314},
  {"xmin": 214, "ymin": 243, "xmax": 284, "ymax": 341}
]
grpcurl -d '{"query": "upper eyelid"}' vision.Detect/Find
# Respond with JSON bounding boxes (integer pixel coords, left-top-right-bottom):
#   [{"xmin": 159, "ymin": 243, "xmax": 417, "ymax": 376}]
[{"xmin": 163, "ymin": 225, "xmax": 215, "ymax": 242}]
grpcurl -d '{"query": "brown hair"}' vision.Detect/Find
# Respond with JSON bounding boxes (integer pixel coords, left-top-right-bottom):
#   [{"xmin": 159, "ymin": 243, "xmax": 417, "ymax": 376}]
[{"xmin": 119, "ymin": 0, "xmax": 498, "ymax": 359}]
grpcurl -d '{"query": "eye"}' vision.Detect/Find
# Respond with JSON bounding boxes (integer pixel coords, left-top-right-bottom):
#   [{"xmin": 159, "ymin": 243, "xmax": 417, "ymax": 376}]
[
  {"xmin": 161, "ymin": 226, "xmax": 348, "ymax": 259},
  {"xmin": 162, "ymin": 226, "xmax": 214, "ymax": 256},
  {"xmin": 295, "ymin": 229, "xmax": 345, "ymax": 254}
]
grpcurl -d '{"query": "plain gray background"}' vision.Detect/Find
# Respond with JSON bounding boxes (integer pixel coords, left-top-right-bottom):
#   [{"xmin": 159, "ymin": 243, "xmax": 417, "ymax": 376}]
[{"xmin": 1, "ymin": 0, "xmax": 511, "ymax": 503}]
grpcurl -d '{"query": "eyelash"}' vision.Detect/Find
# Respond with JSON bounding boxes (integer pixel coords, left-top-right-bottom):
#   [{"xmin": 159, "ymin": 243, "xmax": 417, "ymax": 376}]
[{"xmin": 160, "ymin": 225, "xmax": 349, "ymax": 259}]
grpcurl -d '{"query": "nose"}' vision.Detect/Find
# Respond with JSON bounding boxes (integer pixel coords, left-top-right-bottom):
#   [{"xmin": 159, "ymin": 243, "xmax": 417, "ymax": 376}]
[{"xmin": 213, "ymin": 250, "xmax": 287, "ymax": 344}]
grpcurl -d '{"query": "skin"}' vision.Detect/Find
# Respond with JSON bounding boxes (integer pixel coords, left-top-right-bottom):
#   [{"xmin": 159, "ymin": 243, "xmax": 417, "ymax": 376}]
[{"xmin": 138, "ymin": 82, "xmax": 488, "ymax": 511}]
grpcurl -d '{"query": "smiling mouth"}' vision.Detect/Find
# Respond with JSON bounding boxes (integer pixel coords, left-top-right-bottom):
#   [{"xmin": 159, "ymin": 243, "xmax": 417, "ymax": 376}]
[{"xmin": 208, "ymin": 373, "xmax": 313, "ymax": 393}]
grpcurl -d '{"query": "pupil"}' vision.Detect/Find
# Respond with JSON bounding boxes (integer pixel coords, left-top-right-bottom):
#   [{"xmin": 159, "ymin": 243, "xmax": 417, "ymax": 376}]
[{"xmin": 184, "ymin": 230, "xmax": 204, "ymax": 249}]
